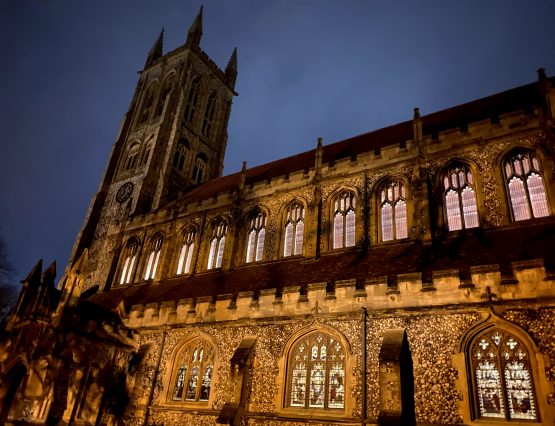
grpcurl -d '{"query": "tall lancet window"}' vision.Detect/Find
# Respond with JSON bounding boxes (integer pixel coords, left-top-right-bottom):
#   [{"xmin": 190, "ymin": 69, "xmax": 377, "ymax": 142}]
[
  {"xmin": 184, "ymin": 78, "xmax": 201, "ymax": 123},
  {"xmin": 332, "ymin": 192, "xmax": 356, "ymax": 249},
  {"xmin": 503, "ymin": 150, "xmax": 549, "ymax": 221},
  {"xmin": 192, "ymin": 154, "xmax": 207, "ymax": 184},
  {"xmin": 172, "ymin": 339, "xmax": 215, "ymax": 403},
  {"xmin": 207, "ymin": 221, "xmax": 227, "ymax": 269},
  {"xmin": 380, "ymin": 181, "xmax": 408, "ymax": 241},
  {"xmin": 287, "ymin": 332, "xmax": 346, "ymax": 410},
  {"xmin": 144, "ymin": 233, "xmax": 163, "ymax": 280},
  {"xmin": 201, "ymin": 94, "xmax": 217, "ymax": 137},
  {"xmin": 284, "ymin": 203, "xmax": 304, "ymax": 257},
  {"xmin": 154, "ymin": 77, "xmax": 174, "ymax": 118},
  {"xmin": 469, "ymin": 328, "xmax": 538, "ymax": 421},
  {"xmin": 139, "ymin": 83, "xmax": 158, "ymax": 123},
  {"xmin": 177, "ymin": 228, "xmax": 195, "ymax": 275},
  {"xmin": 442, "ymin": 164, "xmax": 479, "ymax": 231},
  {"xmin": 246, "ymin": 211, "xmax": 266, "ymax": 263},
  {"xmin": 172, "ymin": 138, "xmax": 189, "ymax": 174},
  {"xmin": 119, "ymin": 238, "xmax": 139, "ymax": 285}
]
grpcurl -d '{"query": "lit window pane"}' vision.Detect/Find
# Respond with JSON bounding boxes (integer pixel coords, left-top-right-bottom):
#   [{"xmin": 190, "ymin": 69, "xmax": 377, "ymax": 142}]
[
  {"xmin": 345, "ymin": 210, "xmax": 355, "ymax": 247},
  {"xmin": 381, "ymin": 203, "xmax": 393, "ymax": 241},
  {"xmin": 246, "ymin": 230, "xmax": 256, "ymax": 263},
  {"xmin": 207, "ymin": 240, "xmax": 217, "ymax": 269},
  {"xmin": 184, "ymin": 243, "xmax": 194, "ymax": 274},
  {"xmin": 446, "ymin": 190, "xmax": 462, "ymax": 231},
  {"xmin": 309, "ymin": 363, "xmax": 325, "ymax": 407},
  {"xmin": 528, "ymin": 174, "xmax": 549, "ymax": 218},
  {"xmin": 290, "ymin": 363, "xmax": 307, "ymax": 407},
  {"xmin": 333, "ymin": 213, "xmax": 344, "ymax": 249},
  {"xmin": 508, "ymin": 177, "xmax": 531, "ymax": 221},
  {"xmin": 256, "ymin": 228, "xmax": 265, "ymax": 261},
  {"xmin": 120, "ymin": 257, "xmax": 130, "ymax": 284},
  {"xmin": 284, "ymin": 223, "xmax": 293, "ymax": 256},
  {"xmin": 395, "ymin": 200, "xmax": 408, "ymax": 239},
  {"xmin": 462, "ymin": 187, "xmax": 479, "ymax": 228},
  {"xmin": 294, "ymin": 221, "xmax": 304, "ymax": 255},
  {"xmin": 216, "ymin": 236, "xmax": 225, "ymax": 268}
]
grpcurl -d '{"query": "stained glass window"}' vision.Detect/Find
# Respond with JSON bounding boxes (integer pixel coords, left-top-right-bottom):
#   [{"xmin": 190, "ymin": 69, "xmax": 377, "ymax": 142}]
[
  {"xmin": 246, "ymin": 211, "xmax": 266, "ymax": 263},
  {"xmin": 172, "ymin": 339, "xmax": 214, "ymax": 403},
  {"xmin": 380, "ymin": 181, "xmax": 408, "ymax": 241},
  {"xmin": 119, "ymin": 238, "xmax": 139, "ymax": 285},
  {"xmin": 184, "ymin": 78, "xmax": 201, "ymax": 123},
  {"xmin": 504, "ymin": 151, "xmax": 549, "ymax": 221},
  {"xmin": 284, "ymin": 203, "xmax": 304, "ymax": 257},
  {"xmin": 207, "ymin": 221, "xmax": 226, "ymax": 269},
  {"xmin": 333, "ymin": 192, "xmax": 356, "ymax": 249},
  {"xmin": 177, "ymin": 228, "xmax": 195, "ymax": 275},
  {"xmin": 288, "ymin": 332, "xmax": 345, "ymax": 410},
  {"xmin": 470, "ymin": 328, "xmax": 538, "ymax": 421},
  {"xmin": 144, "ymin": 234, "xmax": 163, "ymax": 280},
  {"xmin": 442, "ymin": 165, "xmax": 479, "ymax": 231}
]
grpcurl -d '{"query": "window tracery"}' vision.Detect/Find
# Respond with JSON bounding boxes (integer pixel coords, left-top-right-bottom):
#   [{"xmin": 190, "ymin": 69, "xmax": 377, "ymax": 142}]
[
  {"xmin": 442, "ymin": 164, "xmax": 479, "ymax": 231},
  {"xmin": 207, "ymin": 221, "xmax": 226, "ymax": 269},
  {"xmin": 192, "ymin": 154, "xmax": 207, "ymax": 184},
  {"xmin": 201, "ymin": 94, "xmax": 217, "ymax": 137},
  {"xmin": 119, "ymin": 238, "xmax": 139, "ymax": 285},
  {"xmin": 469, "ymin": 328, "xmax": 538, "ymax": 421},
  {"xmin": 172, "ymin": 138, "xmax": 189, "ymax": 174},
  {"xmin": 503, "ymin": 150, "xmax": 550, "ymax": 221},
  {"xmin": 287, "ymin": 332, "xmax": 345, "ymax": 410},
  {"xmin": 154, "ymin": 77, "xmax": 174, "ymax": 117},
  {"xmin": 184, "ymin": 78, "xmax": 201, "ymax": 123},
  {"xmin": 380, "ymin": 181, "xmax": 407, "ymax": 241},
  {"xmin": 139, "ymin": 84, "xmax": 158, "ymax": 123},
  {"xmin": 177, "ymin": 228, "xmax": 195, "ymax": 275},
  {"xmin": 171, "ymin": 339, "xmax": 215, "ymax": 403},
  {"xmin": 284, "ymin": 203, "xmax": 304, "ymax": 257},
  {"xmin": 332, "ymin": 192, "xmax": 356, "ymax": 249},
  {"xmin": 144, "ymin": 233, "xmax": 163, "ymax": 280},
  {"xmin": 125, "ymin": 145, "xmax": 140, "ymax": 171},
  {"xmin": 246, "ymin": 211, "xmax": 266, "ymax": 263}
]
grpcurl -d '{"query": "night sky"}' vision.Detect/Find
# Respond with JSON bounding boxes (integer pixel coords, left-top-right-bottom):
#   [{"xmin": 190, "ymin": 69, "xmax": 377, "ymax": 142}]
[{"xmin": 1, "ymin": 1, "xmax": 555, "ymax": 283}]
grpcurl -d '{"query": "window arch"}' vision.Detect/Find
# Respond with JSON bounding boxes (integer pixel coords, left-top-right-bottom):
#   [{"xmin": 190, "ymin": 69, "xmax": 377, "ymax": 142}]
[
  {"xmin": 119, "ymin": 238, "xmax": 139, "ymax": 285},
  {"xmin": 154, "ymin": 77, "xmax": 174, "ymax": 117},
  {"xmin": 284, "ymin": 202, "xmax": 305, "ymax": 257},
  {"xmin": 503, "ymin": 150, "xmax": 550, "ymax": 221},
  {"xmin": 442, "ymin": 163, "xmax": 479, "ymax": 231},
  {"xmin": 125, "ymin": 144, "xmax": 140, "ymax": 171},
  {"xmin": 469, "ymin": 327, "xmax": 538, "ymax": 421},
  {"xmin": 201, "ymin": 94, "xmax": 217, "ymax": 137},
  {"xmin": 144, "ymin": 233, "xmax": 163, "ymax": 280},
  {"xmin": 379, "ymin": 180, "xmax": 408, "ymax": 241},
  {"xmin": 177, "ymin": 227, "xmax": 196, "ymax": 275},
  {"xmin": 207, "ymin": 221, "xmax": 226, "ymax": 269},
  {"xmin": 139, "ymin": 83, "xmax": 158, "ymax": 124},
  {"xmin": 332, "ymin": 191, "xmax": 356, "ymax": 249},
  {"xmin": 184, "ymin": 78, "xmax": 201, "ymax": 123},
  {"xmin": 246, "ymin": 210, "xmax": 266, "ymax": 263},
  {"xmin": 192, "ymin": 154, "xmax": 207, "ymax": 184},
  {"xmin": 172, "ymin": 138, "xmax": 189, "ymax": 174},
  {"xmin": 141, "ymin": 142, "xmax": 152, "ymax": 166},
  {"xmin": 287, "ymin": 332, "xmax": 346, "ymax": 410},
  {"xmin": 171, "ymin": 339, "xmax": 215, "ymax": 403}
]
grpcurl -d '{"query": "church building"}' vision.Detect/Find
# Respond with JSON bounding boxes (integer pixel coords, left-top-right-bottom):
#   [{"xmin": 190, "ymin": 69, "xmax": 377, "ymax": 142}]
[{"xmin": 1, "ymin": 9, "xmax": 554, "ymax": 426}]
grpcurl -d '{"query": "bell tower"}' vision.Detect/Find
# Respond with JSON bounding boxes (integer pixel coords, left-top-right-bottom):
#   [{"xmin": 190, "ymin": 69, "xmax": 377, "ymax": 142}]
[{"xmin": 66, "ymin": 7, "xmax": 237, "ymax": 289}]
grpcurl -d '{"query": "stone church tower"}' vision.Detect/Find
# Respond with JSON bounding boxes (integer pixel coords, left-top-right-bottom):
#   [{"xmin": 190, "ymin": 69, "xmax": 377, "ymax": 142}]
[{"xmin": 68, "ymin": 7, "xmax": 237, "ymax": 291}]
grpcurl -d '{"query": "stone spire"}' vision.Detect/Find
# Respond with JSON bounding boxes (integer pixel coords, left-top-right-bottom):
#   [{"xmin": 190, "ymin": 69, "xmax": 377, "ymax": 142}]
[
  {"xmin": 225, "ymin": 47, "xmax": 238, "ymax": 87},
  {"xmin": 186, "ymin": 6, "xmax": 203, "ymax": 47},
  {"xmin": 145, "ymin": 28, "xmax": 164, "ymax": 68}
]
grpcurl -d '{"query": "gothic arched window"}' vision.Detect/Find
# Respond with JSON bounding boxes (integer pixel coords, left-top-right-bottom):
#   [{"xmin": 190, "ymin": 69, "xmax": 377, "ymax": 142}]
[
  {"xmin": 246, "ymin": 211, "xmax": 266, "ymax": 263},
  {"xmin": 380, "ymin": 181, "xmax": 408, "ymax": 241},
  {"xmin": 141, "ymin": 142, "xmax": 152, "ymax": 166},
  {"xmin": 119, "ymin": 238, "xmax": 139, "ymax": 285},
  {"xmin": 287, "ymin": 332, "xmax": 346, "ymax": 410},
  {"xmin": 139, "ymin": 83, "xmax": 158, "ymax": 123},
  {"xmin": 207, "ymin": 221, "xmax": 226, "ymax": 269},
  {"xmin": 284, "ymin": 203, "xmax": 304, "ymax": 257},
  {"xmin": 125, "ymin": 145, "xmax": 140, "ymax": 171},
  {"xmin": 442, "ymin": 164, "xmax": 479, "ymax": 231},
  {"xmin": 177, "ymin": 228, "xmax": 195, "ymax": 275},
  {"xmin": 503, "ymin": 150, "xmax": 550, "ymax": 221},
  {"xmin": 172, "ymin": 138, "xmax": 189, "ymax": 174},
  {"xmin": 184, "ymin": 78, "xmax": 201, "ymax": 123},
  {"xmin": 201, "ymin": 94, "xmax": 217, "ymax": 137},
  {"xmin": 144, "ymin": 233, "xmax": 163, "ymax": 280},
  {"xmin": 192, "ymin": 154, "xmax": 207, "ymax": 184},
  {"xmin": 171, "ymin": 339, "xmax": 215, "ymax": 403},
  {"xmin": 332, "ymin": 192, "xmax": 356, "ymax": 249},
  {"xmin": 154, "ymin": 77, "xmax": 174, "ymax": 118},
  {"xmin": 469, "ymin": 328, "xmax": 538, "ymax": 421}
]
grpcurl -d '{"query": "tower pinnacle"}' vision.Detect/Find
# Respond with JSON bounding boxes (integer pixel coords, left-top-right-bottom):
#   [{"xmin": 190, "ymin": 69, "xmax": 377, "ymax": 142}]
[
  {"xmin": 145, "ymin": 29, "xmax": 164, "ymax": 68},
  {"xmin": 225, "ymin": 47, "xmax": 238, "ymax": 87},
  {"xmin": 186, "ymin": 6, "xmax": 203, "ymax": 47}
]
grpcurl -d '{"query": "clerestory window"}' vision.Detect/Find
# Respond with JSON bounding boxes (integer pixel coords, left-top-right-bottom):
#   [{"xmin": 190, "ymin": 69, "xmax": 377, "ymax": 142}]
[
  {"xmin": 332, "ymin": 192, "xmax": 356, "ymax": 249},
  {"xmin": 207, "ymin": 221, "xmax": 226, "ymax": 269},
  {"xmin": 380, "ymin": 181, "xmax": 408, "ymax": 241},
  {"xmin": 246, "ymin": 211, "xmax": 266, "ymax": 263},
  {"xmin": 177, "ymin": 228, "xmax": 195, "ymax": 275},
  {"xmin": 503, "ymin": 150, "xmax": 549, "ymax": 221},
  {"xmin": 119, "ymin": 238, "xmax": 139, "ymax": 285},
  {"xmin": 442, "ymin": 164, "xmax": 479, "ymax": 231},
  {"xmin": 284, "ymin": 203, "xmax": 304, "ymax": 257},
  {"xmin": 171, "ymin": 339, "xmax": 215, "ymax": 403},
  {"xmin": 144, "ymin": 233, "xmax": 163, "ymax": 280}
]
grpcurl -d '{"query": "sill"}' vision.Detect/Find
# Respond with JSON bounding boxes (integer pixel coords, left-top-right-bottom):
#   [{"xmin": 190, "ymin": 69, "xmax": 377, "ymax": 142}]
[{"xmin": 278, "ymin": 407, "xmax": 350, "ymax": 421}]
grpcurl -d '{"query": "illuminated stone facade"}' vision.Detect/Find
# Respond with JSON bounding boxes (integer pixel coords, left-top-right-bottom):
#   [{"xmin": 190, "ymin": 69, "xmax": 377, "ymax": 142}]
[{"xmin": 2, "ymin": 10, "xmax": 555, "ymax": 426}]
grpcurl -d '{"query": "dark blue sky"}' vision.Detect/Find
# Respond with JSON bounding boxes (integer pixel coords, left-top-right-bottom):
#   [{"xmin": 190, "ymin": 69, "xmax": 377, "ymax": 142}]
[{"xmin": 1, "ymin": 0, "xmax": 555, "ymax": 282}]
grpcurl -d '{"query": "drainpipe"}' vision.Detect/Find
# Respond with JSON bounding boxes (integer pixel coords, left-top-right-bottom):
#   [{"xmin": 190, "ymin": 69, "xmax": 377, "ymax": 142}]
[
  {"xmin": 361, "ymin": 307, "xmax": 367, "ymax": 425},
  {"xmin": 143, "ymin": 329, "xmax": 167, "ymax": 426}
]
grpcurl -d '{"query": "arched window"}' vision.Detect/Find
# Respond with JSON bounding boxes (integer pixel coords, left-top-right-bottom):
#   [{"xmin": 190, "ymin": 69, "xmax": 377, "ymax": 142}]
[
  {"xmin": 207, "ymin": 221, "xmax": 226, "ymax": 269},
  {"xmin": 469, "ymin": 328, "xmax": 538, "ymax": 421},
  {"xmin": 139, "ymin": 84, "xmax": 158, "ymax": 123},
  {"xmin": 246, "ymin": 211, "xmax": 266, "ymax": 263},
  {"xmin": 184, "ymin": 78, "xmax": 201, "ymax": 123},
  {"xmin": 119, "ymin": 238, "xmax": 139, "ymax": 285},
  {"xmin": 154, "ymin": 77, "xmax": 174, "ymax": 117},
  {"xmin": 287, "ymin": 332, "xmax": 345, "ymax": 410},
  {"xmin": 380, "ymin": 181, "xmax": 408, "ymax": 241},
  {"xmin": 503, "ymin": 150, "xmax": 550, "ymax": 221},
  {"xmin": 332, "ymin": 192, "xmax": 356, "ymax": 249},
  {"xmin": 141, "ymin": 142, "xmax": 152, "ymax": 166},
  {"xmin": 144, "ymin": 233, "xmax": 163, "ymax": 280},
  {"xmin": 192, "ymin": 154, "xmax": 207, "ymax": 184},
  {"xmin": 177, "ymin": 228, "xmax": 195, "ymax": 275},
  {"xmin": 201, "ymin": 94, "xmax": 217, "ymax": 137},
  {"xmin": 125, "ymin": 145, "xmax": 140, "ymax": 171},
  {"xmin": 284, "ymin": 203, "xmax": 304, "ymax": 257},
  {"xmin": 442, "ymin": 164, "xmax": 479, "ymax": 231},
  {"xmin": 172, "ymin": 138, "xmax": 189, "ymax": 174},
  {"xmin": 171, "ymin": 339, "xmax": 215, "ymax": 403}
]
